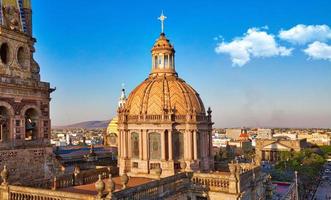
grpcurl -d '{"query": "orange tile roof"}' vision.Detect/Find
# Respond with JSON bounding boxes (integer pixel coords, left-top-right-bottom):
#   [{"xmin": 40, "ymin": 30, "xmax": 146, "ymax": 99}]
[{"xmin": 60, "ymin": 177, "xmax": 153, "ymax": 195}]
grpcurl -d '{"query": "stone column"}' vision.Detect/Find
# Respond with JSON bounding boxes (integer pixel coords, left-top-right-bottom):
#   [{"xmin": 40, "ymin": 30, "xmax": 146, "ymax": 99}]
[
  {"xmin": 127, "ymin": 132, "xmax": 132, "ymax": 158},
  {"xmin": 118, "ymin": 130, "xmax": 122, "ymax": 158},
  {"xmin": 123, "ymin": 131, "xmax": 127, "ymax": 158},
  {"xmin": 209, "ymin": 131, "xmax": 213, "ymax": 157},
  {"xmin": 139, "ymin": 130, "xmax": 143, "ymax": 160},
  {"xmin": 193, "ymin": 131, "xmax": 198, "ymax": 160},
  {"xmin": 168, "ymin": 130, "xmax": 173, "ymax": 160},
  {"xmin": 161, "ymin": 131, "xmax": 166, "ymax": 161},
  {"xmin": 188, "ymin": 131, "xmax": 193, "ymax": 160},
  {"xmin": 142, "ymin": 130, "xmax": 148, "ymax": 160}
]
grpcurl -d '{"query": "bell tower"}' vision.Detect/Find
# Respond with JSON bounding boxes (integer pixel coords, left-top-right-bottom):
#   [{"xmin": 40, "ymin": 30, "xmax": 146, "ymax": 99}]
[{"xmin": 0, "ymin": 0, "xmax": 56, "ymax": 185}]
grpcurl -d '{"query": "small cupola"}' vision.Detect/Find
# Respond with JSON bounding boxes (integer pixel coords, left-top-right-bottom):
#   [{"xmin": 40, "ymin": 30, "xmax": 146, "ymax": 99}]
[{"xmin": 150, "ymin": 12, "xmax": 176, "ymax": 76}]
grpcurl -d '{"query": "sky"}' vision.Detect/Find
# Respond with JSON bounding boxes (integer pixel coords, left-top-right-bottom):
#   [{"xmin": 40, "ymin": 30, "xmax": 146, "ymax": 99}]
[{"xmin": 32, "ymin": 0, "xmax": 331, "ymax": 128}]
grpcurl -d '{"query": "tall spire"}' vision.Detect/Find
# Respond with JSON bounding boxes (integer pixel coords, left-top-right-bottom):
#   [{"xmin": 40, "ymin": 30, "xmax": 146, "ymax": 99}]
[{"xmin": 158, "ymin": 11, "xmax": 167, "ymax": 34}]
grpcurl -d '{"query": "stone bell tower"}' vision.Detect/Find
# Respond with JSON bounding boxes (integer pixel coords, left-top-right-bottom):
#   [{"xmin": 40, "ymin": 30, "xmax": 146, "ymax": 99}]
[{"xmin": 0, "ymin": 0, "xmax": 56, "ymax": 185}]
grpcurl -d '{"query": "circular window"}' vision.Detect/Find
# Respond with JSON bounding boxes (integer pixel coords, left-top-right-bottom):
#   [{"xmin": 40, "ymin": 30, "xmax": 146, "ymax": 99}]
[
  {"xmin": 0, "ymin": 43, "xmax": 10, "ymax": 64},
  {"xmin": 17, "ymin": 47, "xmax": 27, "ymax": 68}
]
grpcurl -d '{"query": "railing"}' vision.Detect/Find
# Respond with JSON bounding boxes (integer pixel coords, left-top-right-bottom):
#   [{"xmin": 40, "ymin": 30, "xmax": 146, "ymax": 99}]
[
  {"xmin": 125, "ymin": 114, "xmax": 209, "ymax": 123},
  {"xmin": 192, "ymin": 172, "xmax": 230, "ymax": 192},
  {"xmin": 279, "ymin": 182, "xmax": 296, "ymax": 200},
  {"xmin": 53, "ymin": 167, "xmax": 119, "ymax": 189},
  {"xmin": 0, "ymin": 185, "xmax": 95, "ymax": 200},
  {"xmin": 112, "ymin": 172, "xmax": 190, "ymax": 200}
]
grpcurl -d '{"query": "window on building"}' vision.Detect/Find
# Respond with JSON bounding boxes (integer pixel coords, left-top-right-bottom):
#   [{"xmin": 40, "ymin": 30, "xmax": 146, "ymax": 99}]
[
  {"xmin": 149, "ymin": 132, "xmax": 161, "ymax": 160},
  {"xmin": 0, "ymin": 106, "xmax": 10, "ymax": 142},
  {"xmin": 164, "ymin": 55, "xmax": 169, "ymax": 68},
  {"xmin": 154, "ymin": 55, "xmax": 158, "ymax": 68},
  {"xmin": 17, "ymin": 47, "xmax": 28, "ymax": 68},
  {"xmin": 25, "ymin": 108, "xmax": 39, "ymax": 141},
  {"xmin": 0, "ymin": 43, "xmax": 9, "ymax": 64},
  {"xmin": 131, "ymin": 132, "xmax": 139, "ymax": 159},
  {"xmin": 173, "ymin": 132, "xmax": 184, "ymax": 160}
]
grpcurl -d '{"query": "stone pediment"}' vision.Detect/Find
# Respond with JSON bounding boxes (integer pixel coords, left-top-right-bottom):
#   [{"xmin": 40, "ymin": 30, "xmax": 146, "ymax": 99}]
[{"xmin": 263, "ymin": 142, "xmax": 291, "ymax": 150}]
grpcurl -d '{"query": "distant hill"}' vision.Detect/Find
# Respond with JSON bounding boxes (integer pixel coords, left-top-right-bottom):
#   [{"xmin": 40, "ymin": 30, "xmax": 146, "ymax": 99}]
[{"xmin": 53, "ymin": 120, "xmax": 110, "ymax": 129}]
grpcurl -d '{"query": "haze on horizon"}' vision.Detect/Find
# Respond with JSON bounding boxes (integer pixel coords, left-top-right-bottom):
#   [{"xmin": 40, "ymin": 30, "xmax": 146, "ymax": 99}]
[{"xmin": 32, "ymin": 0, "xmax": 331, "ymax": 128}]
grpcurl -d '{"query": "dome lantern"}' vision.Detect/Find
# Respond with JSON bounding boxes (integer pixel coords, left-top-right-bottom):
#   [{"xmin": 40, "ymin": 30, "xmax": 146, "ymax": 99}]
[{"xmin": 151, "ymin": 12, "xmax": 176, "ymax": 76}]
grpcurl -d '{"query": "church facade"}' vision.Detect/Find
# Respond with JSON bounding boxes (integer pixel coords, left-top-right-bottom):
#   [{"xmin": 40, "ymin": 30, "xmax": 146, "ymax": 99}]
[
  {"xmin": 0, "ymin": 0, "xmax": 55, "ymax": 185},
  {"xmin": 117, "ymin": 14, "xmax": 214, "ymax": 178}
]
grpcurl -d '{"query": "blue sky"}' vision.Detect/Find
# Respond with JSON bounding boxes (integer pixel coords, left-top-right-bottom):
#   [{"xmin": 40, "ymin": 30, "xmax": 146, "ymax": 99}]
[{"xmin": 32, "ymin": 0, "xmax": 331, "ymax": 128}]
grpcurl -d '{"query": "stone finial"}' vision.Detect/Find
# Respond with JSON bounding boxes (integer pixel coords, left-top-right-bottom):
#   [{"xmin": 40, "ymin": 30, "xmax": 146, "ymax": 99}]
[
  {"xmin": 74, "ymin": 165, "xmax": 81, "ymax": 176},
  {"xmin": 180, "ymin": 161, "xmax": 187, "ymax": 172},
  {"xmin": 207, "ymin": 107, "xmax": 212, "ymax": 116},
  {"xmin": 52, "ymin": 176, "xmax": 57, "ymax": 190},
  {"xmin": 228, "ymin": 163, "xmax": 236, "ymax": 175},
  {"xmin": 95, "ymin": 174, "xmax": 105, "ymax": 199},
  {"xmin": 155, "ymin": 165, "xmax": 162, "ymax": 180},
  {"xmin": 121, "ymin": 172, "xmax": 129, "ymax": 189},
  {"xmin": 106, "ymin": 174, "xmax": 115, "ymax": 199},
  {"xmin": 1, "ymin": 165, "xmax": 9, "ymax": 185}
]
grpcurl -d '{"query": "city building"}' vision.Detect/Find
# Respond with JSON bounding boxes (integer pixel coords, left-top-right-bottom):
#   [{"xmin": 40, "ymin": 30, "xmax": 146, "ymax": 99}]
[
  {"xmin": 256, "ymin": 128, "xmax": 274, "ymax": 140},
  {"xmin": 212, "ymin": 131, "xmax": 231, "ymax": 148},
  {"xmin": 226, "ymin": 128, "xmax": 247, "ymax": 140},
  {"xmin": 273, "ymin": 132, "xmax": 298, "ymax": 140},
  {"xmin": 255, "ymin": 138, "xmax": 308, "ymax": 163},
  {"xmin": 307, "ymin": 132, "xmax": 331, "ymax": 146},
  {"xmin": 0, "ymin": 0, "xmax": 56, "ymax": 185}
]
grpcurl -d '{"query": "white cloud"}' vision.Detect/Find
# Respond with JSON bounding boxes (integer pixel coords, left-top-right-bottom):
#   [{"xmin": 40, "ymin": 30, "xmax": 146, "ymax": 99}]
[
  {"xmin": 303, "ymin": 41, "xmax": 331, "ymax": 61},
  {"xmin": 279, "ymin": 24, "xmax": 331, "ymax": 45},
  {"xmin": 215, "ymin": 28, "xmax": 292, "ymax": 66}
]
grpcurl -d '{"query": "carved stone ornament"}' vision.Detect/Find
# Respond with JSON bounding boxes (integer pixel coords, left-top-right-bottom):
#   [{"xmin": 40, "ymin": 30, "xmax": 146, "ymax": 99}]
[
  {"xmin": 95, "ymin": 174, "xmax": 105, "ymax": 198},
  {"xmin": 1, "ymin": 165, "xmax": 9, "ymax": 185},
  {"xmin": 3, "ymin": 6, "xmax": 21, "ymax": 31}
]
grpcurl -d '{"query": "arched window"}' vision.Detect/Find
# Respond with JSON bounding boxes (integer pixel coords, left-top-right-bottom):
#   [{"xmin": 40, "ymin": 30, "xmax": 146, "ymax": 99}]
[
  {"xmin": 154, "ymin": 55, "xmax": 158, "ymax": 68},
  {"xmin": 131, "ymin": 132, "xmax": 139, "ymax": 159},
  {"xmin": 0, "ymin": 43, "xmax": 10, "ymax": 64},
  {"xmin": 173, "ymin": 132, "xmax": 184, "ymax": 160},
  {"xmin": 109, "ymin": 133, "xmax": 117, "ymax": 146},
  {"xmin": 25, "ymin": 108, "xmax": 39, "ymax": 141},
  {"xmin": 149, "ymin": 132, "xmax": 161, "ymax": 160},
  {"xmin": 17, "ymin": 47, "xmax": 28, "ymax": 68},
  {"xmin": 164, "ymin": 55, "xmax": 169, "ymax": 68},
  {"xmin": 0, "ymin": 106, "xmax": 10, "ymax": 142}
]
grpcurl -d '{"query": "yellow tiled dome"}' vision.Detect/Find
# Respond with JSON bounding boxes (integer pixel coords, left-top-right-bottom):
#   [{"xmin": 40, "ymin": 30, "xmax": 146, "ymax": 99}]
[
  {"xmin": 125, "ymin": 75, "xmax": 205, "ymax": 116},
  {"xmin": 106, "ymin": 117, "xmax": 118, "ymax": 135}
]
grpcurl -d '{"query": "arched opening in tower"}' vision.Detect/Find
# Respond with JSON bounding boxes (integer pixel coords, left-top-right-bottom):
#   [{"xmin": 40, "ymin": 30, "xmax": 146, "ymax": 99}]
[
  {"xmin": 0, "ymin": 106, "xmax": 10, "ymax": 142},
  {"xmin": 0, "ymin": 43, "xmax": 10, "ymax": 64},
  {"xmin": 25, "ymin": 108, "xmax": 39, "ymax": 141}
]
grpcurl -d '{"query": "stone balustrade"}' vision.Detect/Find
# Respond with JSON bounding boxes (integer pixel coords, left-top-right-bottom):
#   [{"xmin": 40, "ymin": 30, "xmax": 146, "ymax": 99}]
[
  {"xmin": 0, "ymin": 164, "xmax": 267, "ymax": 200},
  {"xmin": 53, "ymin": 167, "xmax": 118, "ymax": 190},
  {"xmin": 192, "ymin": 172, "xmax": 230, "ymax": 192},
  {"xmin": 111, "ymin": 172, "xmax": 189, "ymax": 200},
  {"xmin": 125, "ymin": 114, "xmax": 208, "ymax": 123},
  {"xmin": 0, "ymin": 185, "xmax": 95, "ymax": 200}
]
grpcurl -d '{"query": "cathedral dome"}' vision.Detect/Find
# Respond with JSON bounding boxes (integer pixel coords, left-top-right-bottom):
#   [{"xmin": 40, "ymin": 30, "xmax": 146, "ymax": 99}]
[
  {"xmin": 125, "ymin": 75, "xmax": 205, "ymax": 116},
  {"xmin": 121, "ymin": 18, "xmax": 207, "ymax": 117}
]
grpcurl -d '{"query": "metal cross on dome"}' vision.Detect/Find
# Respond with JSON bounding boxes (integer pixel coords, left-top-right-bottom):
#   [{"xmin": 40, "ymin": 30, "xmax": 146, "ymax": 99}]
[{"xmin": 158, "ymin": 11, "xmax": 167, "ymax": 33}]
